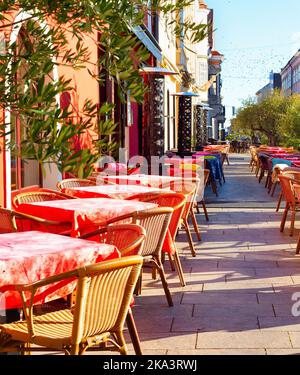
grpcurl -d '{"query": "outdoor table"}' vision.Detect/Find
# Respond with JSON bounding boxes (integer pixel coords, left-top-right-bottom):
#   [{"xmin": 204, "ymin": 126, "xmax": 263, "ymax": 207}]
[
  {"xmin": 102, "ymin": 174, "xmax": 196, "ymax": 188},
  {"xmin": 203, "ymin": 156, "xmax": 224, "ymax": 185},
  {"xmin": 271, "ymin": 158, "xmax": 294, "ymax": 169},
  {"xmin": 0, "ymin": 231, "xmax": 119, "ymax": 310},
  {"xmin": 62, "ymin": 185, "xmax": 170, "ymax": 200},
  {"xmin": 17, "ymin": 198, "xmax": 157, "ymax": 237}
]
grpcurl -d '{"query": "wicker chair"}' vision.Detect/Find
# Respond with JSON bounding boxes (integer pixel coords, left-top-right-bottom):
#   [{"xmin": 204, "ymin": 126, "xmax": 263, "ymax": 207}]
[
  {"xmin": 193, "ymin": 169, "xmax": 210, "ymax": 221},
  {"xmin": 159, "ymin": 179, "xmax": 201, "ymax": 257},
  {"xmin": 79, "ymin": 224, "xmax": 146, "ymax": 355},
  {"xmin": 80, "ymin": 224, "xmax": 146, "ymax": 257},
  {"xmin": 140, "ymin": 193, "xmax": 187, "ymax": 288},
  {"xmin": 0, "ymin": 207, "xmax": 72, "ymax": 235},
  {"xmin": 276, "ymin": 170, "xmax": 300, "ymax": 212},
  {"xmin": 103, "ymin": 208, "xmax": 174, "ymax": 307},
  {"xmin": 57, "ymin": 178, "xmax": 96, "ymax": 191},
  {"xmin": 0, "ymin": 256, "xmax": 143, "ymax": 355},
  {"xmin": 13, "ymin": 190, "xmax": 73, "ymax": 210},
  {"xmin": 278, "ymin": 175, "xmax": 300, "ymax": 237},
  {"xmin": 258, "ymin": 154, "xmax": 270, "ymax": 184}
]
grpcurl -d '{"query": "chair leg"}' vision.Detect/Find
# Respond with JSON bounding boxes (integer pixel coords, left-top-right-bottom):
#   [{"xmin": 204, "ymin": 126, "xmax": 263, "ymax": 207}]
[
  {"xmin": 296, "ymin": 234, "xmax": 300, "ymax": 255},
  {"xmin": 126, "ymin": 309, "xmax": 143, "ymax": 355},
  {"xmin": 183, "ymin": 219, "xmax": 196, "ymax": 257},
  {"xmin": 265, "ymin": 174, "xmax": 269, "ymax": 188},
  {"xmin": 255, "ymin": 166, "xmax": 260, "ymax": 177},
  {"xmin": 258, "ymin": 169, "xmax": 264, "ymax": 183},
  {"xmin": 290, "ymin": 209, "xmax": 296, "ymax": 237},
  {"xmin": 271, "ymin": 182, "xmax": 278, "ymax": 197},
  {"xmin": 276, "ymin": 191, "xmax": 283, "ymax": 212},
  {"xmin": 280, "ymin": 204, "xmax": 289, "ymax": 233},
  {"xmin": 195, "ymin": 202, "xmax": 200, "ymax": 214},
  {"xmin": 172, "ymin": 249, "xmax": 186, "ymax": 287},
  {"xmin": 201, "ymin": 200, "xmax": 209, "ymax": 222},
  {"xmin": 115, "ymin": 331, "xmax": 128, "ymax": 355},
  {"xmin": 152, "ymin": 265, "xmax": 157, "ymax": 280},
  {"xmin": 21, "ymin": 343, "xmax": 31, "ymax": 355},
  {"xmin": 134, "ymin": 270, "xmax": 142, "ymax": 296},
  {"xmin": 154, "ymin": 258, "xmax": 174, "ymax": 307},
  {"xmin": 167, "ymin": 252, "xmax": 175, "ymax": 271},
  {"xmin": 211, "ymin": 181, "xmax": 218, "ymax": 197},
  {"xmin": 190, "ymin": 209, "xmax": 202, "ymax": 241}
]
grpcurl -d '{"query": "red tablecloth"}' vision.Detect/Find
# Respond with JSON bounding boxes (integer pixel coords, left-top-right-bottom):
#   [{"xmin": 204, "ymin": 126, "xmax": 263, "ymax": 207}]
[
  {"xmin": 103, "ymin": 174, "xmax": 196, "ymax": 188},
  {"xmin": 63, "ymin": 185, "xmax": 169, "ymax": 200},
  {"xmin": 17, "ymin": 198, "xmax": 157, "ymax": 237},
  {"xmin": 0, "ymin": 231, "xmax": 119, "ymax": 309}
]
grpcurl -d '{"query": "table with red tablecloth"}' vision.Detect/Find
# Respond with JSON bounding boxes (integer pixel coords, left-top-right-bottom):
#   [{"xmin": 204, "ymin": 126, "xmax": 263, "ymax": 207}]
[
  {"xmin": 0, "ymin": 231, "xmax": 119, "ymax": 310},
  {"xmin": 63, "ymin": 185, "xmax": 170, "ymax": 200},
  {"xmin": 17, "ymin": 198, "xmax": 157, "ymax": 237},
  {"xmin": 102, "ymin": 174, "xmax": 199, "ymax": 188}
]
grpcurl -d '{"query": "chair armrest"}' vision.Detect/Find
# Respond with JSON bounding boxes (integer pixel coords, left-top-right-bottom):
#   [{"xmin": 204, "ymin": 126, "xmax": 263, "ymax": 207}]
[
  {"xmin": 13, "ymin": 269, "xmax": 78, "ymax": 294},
  {"xmin": 79, "ymin": 227, "xmax": 108, "ymax": 240},
  {"xmin": 106, "ymin": 212, "xmax": 135, "ymax": 225}
]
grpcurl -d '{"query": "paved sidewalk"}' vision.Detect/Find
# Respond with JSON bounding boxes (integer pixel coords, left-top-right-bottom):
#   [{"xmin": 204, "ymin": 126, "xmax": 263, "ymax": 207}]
[{"xmin": 129, "ymin": 153, "xmax": 300, "ymax": 355}]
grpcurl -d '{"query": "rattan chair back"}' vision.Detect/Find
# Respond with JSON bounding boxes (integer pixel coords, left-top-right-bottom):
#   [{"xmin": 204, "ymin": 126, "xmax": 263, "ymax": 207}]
[
  {"xmin": 132, "ymin": 208, "xmax": 173, "ymax": 258},
  {"xmin": 57, "ymin": 179, "xmax": 95, "ymax": 191},
  {"xmin": 13, "ymin": 191, "xmax": 70, "ymax": 209},
  {"xmin": 80, "ymin": 224, "xmax": 146, "ymax": 257}
]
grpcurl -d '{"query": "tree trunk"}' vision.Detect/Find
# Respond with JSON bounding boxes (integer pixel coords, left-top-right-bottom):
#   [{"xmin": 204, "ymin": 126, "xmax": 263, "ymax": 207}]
[{"xmin": 269, "ymin": 135, "xmax": 276, "ymax": 146}]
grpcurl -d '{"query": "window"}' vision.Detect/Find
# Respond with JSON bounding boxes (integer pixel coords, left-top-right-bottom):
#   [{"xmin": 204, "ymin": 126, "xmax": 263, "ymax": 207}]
[{"xmin": 11, "ymin": 24, "xmax": 43, "ymax": 190}]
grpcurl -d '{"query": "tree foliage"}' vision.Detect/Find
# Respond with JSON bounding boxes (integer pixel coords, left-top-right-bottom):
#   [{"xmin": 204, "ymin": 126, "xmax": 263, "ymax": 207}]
[
  {"xmin": 0, "ymin": 0, "xmax": 208, "ymax": 178},
  {"xmin": 232, "ymin": 91, "xmax": 300, "ymax": 149}
]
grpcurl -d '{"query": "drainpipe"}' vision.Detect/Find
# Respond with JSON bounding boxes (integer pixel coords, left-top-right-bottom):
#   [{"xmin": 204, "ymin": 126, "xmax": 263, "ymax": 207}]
[{"xmin": 288, "ymin": 62, "xmax": 293, "ymax": 96}]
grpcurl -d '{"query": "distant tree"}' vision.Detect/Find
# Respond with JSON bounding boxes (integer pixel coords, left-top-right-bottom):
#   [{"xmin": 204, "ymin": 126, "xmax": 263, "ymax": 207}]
[
  {"xmin": 232, "ymin": 91, "xmax": 300, "ymax": 148},
  {"xmin": 278, "ymin": 94, "xmax": 300, "ymax": 149}
]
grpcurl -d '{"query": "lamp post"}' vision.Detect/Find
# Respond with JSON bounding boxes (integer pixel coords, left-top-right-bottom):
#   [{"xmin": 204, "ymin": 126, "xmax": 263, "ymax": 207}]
[
  {"xmin": 172, "ymin": 91, "xmax": 200, "ymax": 156},
  {"xmin": 140, "ymin": 67, "xmax": 178, "ymax": 161},
  {"xmin": 194, "ymin": 104, "xmax": 214, "ymax": 148}
]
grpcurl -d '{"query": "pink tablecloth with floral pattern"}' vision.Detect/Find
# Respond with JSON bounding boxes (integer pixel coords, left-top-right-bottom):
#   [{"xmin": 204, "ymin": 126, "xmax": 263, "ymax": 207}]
[
  {"xmin": 103, "ymin": 174, "xmax": 192, "ymax": 188},
  {"xmin": 63, "ymin": 185, "xmax": 170, "ymax": 200},
  {"xmin": 17, "ymin": 198, "xmax": 157, "ymax": 237},
  {"xmin": 0, "ymin": 231, "xmax": 119, "ymax": 309}
]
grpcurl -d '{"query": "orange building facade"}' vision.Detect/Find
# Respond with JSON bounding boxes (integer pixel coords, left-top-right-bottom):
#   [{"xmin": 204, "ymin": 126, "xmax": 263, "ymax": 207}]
[{"xmin": 0, "ymin": 10, "xmax": 101, "ymax": 208}]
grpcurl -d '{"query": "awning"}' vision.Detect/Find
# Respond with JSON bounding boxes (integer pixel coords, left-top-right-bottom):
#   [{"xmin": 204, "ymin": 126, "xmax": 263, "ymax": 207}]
[{"xmin": 133, "ymin": 26, "xmax": 162, "ymax": 62}]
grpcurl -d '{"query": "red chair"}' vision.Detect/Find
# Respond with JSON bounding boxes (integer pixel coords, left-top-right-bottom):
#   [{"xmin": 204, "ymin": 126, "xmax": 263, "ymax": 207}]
[
  {"xmin": 278, "ymin": 175, "xmax": 300, "ymax": 237},
  {"xmin": 141, "ymin": 193, "xmax": 187, "ymax": 287}
]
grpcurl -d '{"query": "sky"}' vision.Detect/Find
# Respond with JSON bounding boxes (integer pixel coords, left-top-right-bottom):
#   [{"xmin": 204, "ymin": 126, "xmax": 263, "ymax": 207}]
[{"xmin": 207, "ymin": 0, "xmax": 300, "ymax": 127}]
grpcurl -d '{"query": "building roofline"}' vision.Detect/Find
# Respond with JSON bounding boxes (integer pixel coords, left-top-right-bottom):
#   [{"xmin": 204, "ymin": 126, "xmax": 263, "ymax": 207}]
[{"xmin": 281, "ymin": 49, "xmax": 300, "ymax": 73}]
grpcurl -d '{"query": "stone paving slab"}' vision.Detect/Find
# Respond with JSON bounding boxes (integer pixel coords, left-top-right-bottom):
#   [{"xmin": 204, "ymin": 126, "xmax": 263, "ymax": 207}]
[
  {"xmin": 258, "ymin": 317, "xmax": 300, "ymax": 331},
  {"xmin": 182, "ymin": 291, "xmax": 259, "ymax": 305},
  {"xmin": 172, "ymin": 316, "xmax": 259, "ymax": 332},
  {"xmin": 286, "ymin": 332, "xmax": 300, "ymax": 348},
  {"xmin": 128, "ymin": 333, "xmax": 198, "ymax": 350},
  {"xmin": 167, "ymin": 349, "xmax": 267, "ymax": 355},
  {"xmin": 196, "ymin": 331, "xmax": 292, "ymax": 349},
  {"xmin": 218, "ymin": 260, "xmax": 278, "ymax": 269},
  {"xmin": 193, "ymin": 304, "xmax": 274, "ymax": 318}
]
